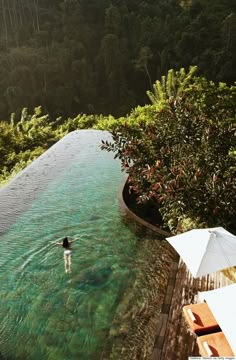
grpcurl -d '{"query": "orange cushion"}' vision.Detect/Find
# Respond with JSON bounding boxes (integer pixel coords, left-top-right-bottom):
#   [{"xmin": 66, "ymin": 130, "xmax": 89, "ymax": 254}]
[
  {"xmin": 183, "ymin": 302, "xmax": 220, "ymax": 335},
  {"xmin": 197, "ymin": 331, "xmax": 234, "ymax": 357}
]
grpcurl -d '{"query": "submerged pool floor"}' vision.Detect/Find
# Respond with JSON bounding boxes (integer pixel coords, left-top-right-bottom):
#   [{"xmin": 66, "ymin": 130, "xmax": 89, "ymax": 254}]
[
  {"xmin": 0, "ymin": 130, "xmax": 173, "ymax": 360},
  {"xmin": 0, "ymin": 131, "xmax": 133, "ymax": 358}
]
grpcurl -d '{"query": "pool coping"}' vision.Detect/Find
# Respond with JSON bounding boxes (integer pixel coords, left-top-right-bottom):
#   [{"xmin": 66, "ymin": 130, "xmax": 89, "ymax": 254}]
[{"xmin": 117, "ymin": 178, "xmax": 172, "ymax": 238}]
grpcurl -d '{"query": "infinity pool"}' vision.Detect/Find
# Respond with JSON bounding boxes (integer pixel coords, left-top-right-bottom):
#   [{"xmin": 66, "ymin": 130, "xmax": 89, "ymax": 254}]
[{"xmin": 0, "ymin": 130, "xmax": 173, "ymax": 360}]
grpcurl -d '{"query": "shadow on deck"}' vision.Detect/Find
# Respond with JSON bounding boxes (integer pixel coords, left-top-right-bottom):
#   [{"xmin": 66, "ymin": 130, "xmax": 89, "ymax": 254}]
[
  {"xmin": 150, "ymin": 258, "xmax": 235, "ymax": 360},
  {"xmin": 118, "ymin": 178, "xmax": 235, "ymax": 359}
]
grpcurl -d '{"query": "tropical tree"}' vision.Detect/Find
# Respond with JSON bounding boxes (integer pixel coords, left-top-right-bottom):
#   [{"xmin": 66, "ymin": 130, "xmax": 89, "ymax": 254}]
[{"xmin": 102, "ymin": 67, "xmax": 236, "ymax": 232}]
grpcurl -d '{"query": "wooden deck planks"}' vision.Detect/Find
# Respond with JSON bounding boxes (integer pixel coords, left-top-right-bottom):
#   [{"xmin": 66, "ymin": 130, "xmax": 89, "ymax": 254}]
[{"xmin": 150, "ymin": 258, "xmax": 235, "ymax": 360}]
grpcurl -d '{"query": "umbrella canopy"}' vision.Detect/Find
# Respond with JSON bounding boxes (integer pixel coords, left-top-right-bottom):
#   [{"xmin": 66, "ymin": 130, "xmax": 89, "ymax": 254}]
[
  {"xmin": 199, "ymin": 283, "xmax": 236, "ymax": 355},
  {"xmin": 166, "ymin": 227, "xmax": 236, "ymax": 278}
]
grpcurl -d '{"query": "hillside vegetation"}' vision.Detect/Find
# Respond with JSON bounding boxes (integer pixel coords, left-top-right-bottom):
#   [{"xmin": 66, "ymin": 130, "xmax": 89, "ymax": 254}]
[
  {"xmin": 1, "ymin": 67, "xmax": 235, "ymax": 233},
  {"xmin": 0, "ymin": 1, "xmax": 235, "ymax": 232},
  {"xmin": 0, "ymin": 0, "xmax": 235, "ymax": 119}
]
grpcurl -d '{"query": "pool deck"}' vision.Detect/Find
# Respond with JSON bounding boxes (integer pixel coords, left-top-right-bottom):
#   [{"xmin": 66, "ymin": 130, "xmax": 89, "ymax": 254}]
[
  {"xmin": 150, "ymin": 256, "xmax": 235, "ymax": 360},
  {"xmin": 118, "ymin": 180, "xmax": 235, "ymax": 359}
]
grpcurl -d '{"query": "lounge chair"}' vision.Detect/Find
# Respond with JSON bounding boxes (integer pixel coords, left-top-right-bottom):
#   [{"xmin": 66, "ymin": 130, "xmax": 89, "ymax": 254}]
[
  {"xmin": 197, "ymin": 331, "xmax": 234, "ymax": 357},
  {"xmin": 182, "ymin": 302, "xmax": 221, "ymax": 335}
]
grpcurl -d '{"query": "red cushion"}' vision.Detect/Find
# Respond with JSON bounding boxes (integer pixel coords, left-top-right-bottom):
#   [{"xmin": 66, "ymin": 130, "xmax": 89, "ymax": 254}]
[
  {"xmin": 183, "ymin": 302, "xmax": 220, "ymax": 335},
  {"xmin": 197, "ymin": 331, "xmax": 234, "ymax": 357}
]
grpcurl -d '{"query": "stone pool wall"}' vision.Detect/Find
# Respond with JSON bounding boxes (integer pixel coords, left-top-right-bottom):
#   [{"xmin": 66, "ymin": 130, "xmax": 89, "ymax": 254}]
[{"xmin": 104, "ymin": 178, "xmax": 176, "ymax": 359}]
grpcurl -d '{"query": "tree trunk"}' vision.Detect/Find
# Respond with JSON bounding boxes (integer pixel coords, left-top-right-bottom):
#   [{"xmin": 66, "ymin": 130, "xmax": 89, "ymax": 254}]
[
  {"xmin": 33, "ymin": 0, "xmax": 40, "ymax": 32},
  {"xmin": 145, "ymin": 64, "xmax": 153, "ymax": 90},
  {"xmin": 2, "ymin": 0, "xmax": 8, "ymax": 45}
]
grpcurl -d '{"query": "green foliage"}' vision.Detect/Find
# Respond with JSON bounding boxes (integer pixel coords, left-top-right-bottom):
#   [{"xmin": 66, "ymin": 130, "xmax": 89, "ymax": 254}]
[
  {"xmin": 56, "ymin": 114, "xmax": 99, "ymax": 134},
  {"xmin": 0, "ymin": 147, "xmax": 45, "ymax": 186},
  {"xmin": 0, "ymin": 62, "xmax": 235, "ymax": 233},
  {"xmin": 0, "ymin": 107, "xmax": 115, "ymax": 187},
  {"xmin": 0, "ymin": 107, "xmax": 61, "ymax": 186},
  {"xmin": 147, "ymin": 66, "xmax": 198, "ymax": 109},
  {"xmin": 102, "ymin": 67, "xmax": 236, "ymax": 232},
  {"xmin": 0, "ymin": 0, "xmax": 235, "ymax": 119}
]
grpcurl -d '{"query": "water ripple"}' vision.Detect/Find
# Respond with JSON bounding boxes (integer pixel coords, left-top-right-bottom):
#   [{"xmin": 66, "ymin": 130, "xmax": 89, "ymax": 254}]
[{"xmin": 0, "ymin": 130, "xmax": 144, "ymax": 360}]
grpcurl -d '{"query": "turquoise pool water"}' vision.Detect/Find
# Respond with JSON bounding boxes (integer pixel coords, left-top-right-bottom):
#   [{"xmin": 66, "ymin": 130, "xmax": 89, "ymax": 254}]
[{"xmin": 0, "ymin": 130, "xmax": 148, "ymax": 359}]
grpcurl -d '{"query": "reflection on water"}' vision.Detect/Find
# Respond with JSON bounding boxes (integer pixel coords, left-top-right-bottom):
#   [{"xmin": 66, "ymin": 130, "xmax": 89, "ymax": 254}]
[
  {"xmin": 0, "ymin": 130, "xmax": 132, "ymax": 359},
  {"xmin": 0, "ymin": 131, "xmax": 87, "ymax": 236},
  {"xmin": 63, "ymin": 251, "xmax": 72, "ymax": 273},
  {"xmin": 0, "ymin": 130, "xmax": 174, "ymax": 360}
]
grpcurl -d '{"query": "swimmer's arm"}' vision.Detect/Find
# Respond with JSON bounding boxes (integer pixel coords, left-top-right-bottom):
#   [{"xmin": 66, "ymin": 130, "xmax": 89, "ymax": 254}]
[
  {"xmin": 69, "ymin": 237, "xmax": 80, "ymax": 244},
  {"xmin": 54, "ymin": 241, "xmax": 63, "ymax": 245}
]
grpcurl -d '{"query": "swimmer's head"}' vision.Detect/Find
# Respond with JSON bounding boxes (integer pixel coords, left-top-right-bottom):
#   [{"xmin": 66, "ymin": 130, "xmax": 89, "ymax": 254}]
[{"xmin": 63, "ymin": 237, "xmax": 69, "ymax": 248}]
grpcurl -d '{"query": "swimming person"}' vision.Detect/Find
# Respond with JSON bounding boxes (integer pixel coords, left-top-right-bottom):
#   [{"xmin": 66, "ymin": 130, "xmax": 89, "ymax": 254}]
[{"xmin": 55, "ymin": 236, "xmax": 79, "ymax": 273}]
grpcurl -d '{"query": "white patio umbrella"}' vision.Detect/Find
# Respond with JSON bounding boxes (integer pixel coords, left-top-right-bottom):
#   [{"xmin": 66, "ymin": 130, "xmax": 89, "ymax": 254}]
[
  {"xmin": 199, "ymin": 283, "xmax": 236, "ymax": 355},
  {"xmin": 166, "ymin": 227, "xmax": 236, "ymax": 278}
]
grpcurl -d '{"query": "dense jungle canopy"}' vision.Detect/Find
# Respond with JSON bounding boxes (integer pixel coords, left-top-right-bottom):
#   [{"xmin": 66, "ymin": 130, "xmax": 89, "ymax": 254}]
[
  {"xmin": 0, "ymin": 0, "xmax": 235, "ymax": 233},
  {"xmin": 0, "ymin": 0, "xmax": 235, "ymax": 119}
]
